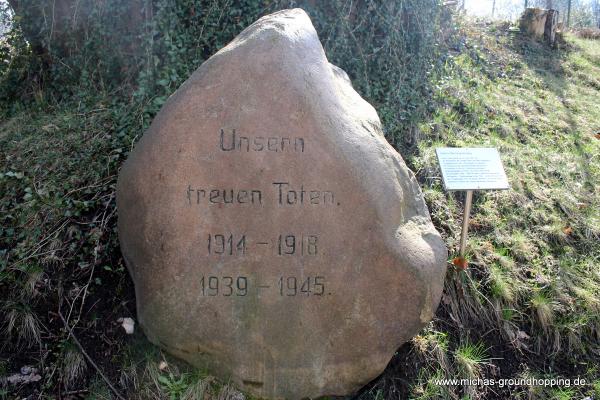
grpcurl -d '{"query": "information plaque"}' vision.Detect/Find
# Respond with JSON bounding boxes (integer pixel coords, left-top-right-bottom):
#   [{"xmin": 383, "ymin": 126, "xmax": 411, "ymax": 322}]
[{"xmin": 435, "ymin": 147, "xmax": 510, "ymax": 191}]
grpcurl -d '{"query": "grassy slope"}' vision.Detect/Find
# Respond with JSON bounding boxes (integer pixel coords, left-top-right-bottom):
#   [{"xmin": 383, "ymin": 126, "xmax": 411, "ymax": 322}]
[
  {"xmin": 1, "ymin": 19, "xmax": 599, "ymax": 400},
  {"xmin": 404, "ymin": 22, "xmax": 600, "ymax": 400}
]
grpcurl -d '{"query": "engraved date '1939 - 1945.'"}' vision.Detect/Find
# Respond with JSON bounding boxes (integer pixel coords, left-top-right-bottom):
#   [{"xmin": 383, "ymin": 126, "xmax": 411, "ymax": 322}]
[{"xmin": 199, "ymin": 276, "xmax": 328, "ymax": 297}]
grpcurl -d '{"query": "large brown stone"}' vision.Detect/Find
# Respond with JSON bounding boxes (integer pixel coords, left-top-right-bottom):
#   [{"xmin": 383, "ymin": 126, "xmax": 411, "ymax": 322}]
[{"xmin": 117, "ymin": 8, "xmax": 446, "ymax": 399}]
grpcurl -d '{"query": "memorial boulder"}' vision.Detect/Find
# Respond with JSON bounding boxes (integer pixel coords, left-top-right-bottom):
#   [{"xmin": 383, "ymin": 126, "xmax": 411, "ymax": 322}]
[{"xmin": 117, "ymin": 8, "xmax": 447, "ymax": 399}]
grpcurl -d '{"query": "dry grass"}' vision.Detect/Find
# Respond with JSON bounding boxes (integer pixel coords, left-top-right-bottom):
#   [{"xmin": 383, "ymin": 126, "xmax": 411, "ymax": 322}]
[
  {"xmin": 2, "ymin": 301, "xmax": 42, "ymax": 348},
  {"xmin": 62, "ymin": 345, "xmax": 87, "ymax": 389},
  {"xmin": 575, "ymin": 28, "xmax": 600, "ymax": 40}
]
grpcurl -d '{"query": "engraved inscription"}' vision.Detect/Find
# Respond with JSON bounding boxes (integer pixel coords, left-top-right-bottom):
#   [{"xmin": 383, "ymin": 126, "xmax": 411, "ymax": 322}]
[
  {"xmin": 220, "ymin": 129, "xmax": 305, "ymax": 153},
  {"xmin": 277, "ymin": 234, "xmax": 318, "ymax": 256},
  {"xmin": 278, "ymin": 276, "xmax": 325, "ymax": 296},
  {"xmin": 192, "ymin": 126, "xmax": 338, "ymax": 301},
  {"xmin": 205, "ymin": 233, "xmax": 319, "ymax": 256},
  {"xmin": 187, "ymin": 185, "xmax": 263, "ymax": 205},
  {"xmin": 200, "ymin": 276, "xmax": 248, "ymax": 296},
  {"xmin": 199, "ymin": 275, "xmax": 329, "ymax": 297},
  {"xmin": 186, "ymin": 183, "xmax": 336, "ymax": 207},
  {"xmin": 272, "ymin": 182, "xmax": 335, "ymax": 206},
  {"xmin": 207, "ymin": 234, "xmax": 246, "ymax": 256}
]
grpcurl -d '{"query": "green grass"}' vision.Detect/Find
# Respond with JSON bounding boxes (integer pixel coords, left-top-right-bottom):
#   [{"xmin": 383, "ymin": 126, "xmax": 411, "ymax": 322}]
[
  {"xmin": 1, "ymin": 17, "xmax": 599, "ymax": 400},
  {"xmin": 409, "ymin": 21, "xmax": 600, "ymax": 399},
  {"xmin": 454, "ymin": 341, "xmax": 489, "ymax": 379}
]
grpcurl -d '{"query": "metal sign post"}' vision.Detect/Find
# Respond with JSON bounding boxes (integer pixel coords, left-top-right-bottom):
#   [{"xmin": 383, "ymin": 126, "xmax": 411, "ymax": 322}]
[
  {"xmin": 459, "ymin": 189, "xmax": 473, "ymax": 259},
  {"xmin": 436, "ymin": 148, "xmax": 510, "ymax": 270}
]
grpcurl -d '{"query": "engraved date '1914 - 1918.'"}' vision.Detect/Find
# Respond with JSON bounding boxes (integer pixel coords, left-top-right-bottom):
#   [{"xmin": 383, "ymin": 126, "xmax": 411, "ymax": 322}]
[{"xmin": 207, "ymin": 233, "xmax": 318, "ymax": 256}]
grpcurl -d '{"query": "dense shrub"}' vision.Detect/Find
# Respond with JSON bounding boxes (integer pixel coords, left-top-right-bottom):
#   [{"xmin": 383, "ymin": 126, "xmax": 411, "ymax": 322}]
[
  {"xmin": 1, "ymin": 0, "xmax": 456, "ymax": 144},
  {"xmin": 575, "ymin": 27, "xmax": 600, "ymax": 39}
]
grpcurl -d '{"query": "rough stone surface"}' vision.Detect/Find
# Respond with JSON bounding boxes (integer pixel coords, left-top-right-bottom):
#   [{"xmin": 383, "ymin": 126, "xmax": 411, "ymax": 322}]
[{"xmin": 117, "ymin": 8, "xmax": 447, "ymax": 399}]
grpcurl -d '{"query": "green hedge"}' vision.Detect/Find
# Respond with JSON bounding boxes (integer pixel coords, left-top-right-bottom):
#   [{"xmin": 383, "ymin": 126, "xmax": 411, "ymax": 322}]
[{"xmin": 1, "ymin": 0, "xmax": 455, "ymax": 144}]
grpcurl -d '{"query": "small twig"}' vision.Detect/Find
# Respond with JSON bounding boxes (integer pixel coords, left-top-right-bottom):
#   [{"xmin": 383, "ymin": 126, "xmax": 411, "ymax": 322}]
[
  {"xmin": 62, "ymin": 389, "xmax": 89, "ymax": 396},
  {"xmin": 57, "ymin": 311, "xmax": 125, "ymax": 400},
  {"xmin": 63, "ymin": 176, "xmax": 114, "ymax": 198}
]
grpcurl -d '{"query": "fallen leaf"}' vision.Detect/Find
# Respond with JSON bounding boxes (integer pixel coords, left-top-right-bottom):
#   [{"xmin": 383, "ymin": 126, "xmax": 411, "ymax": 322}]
[{"xmin": 452, "ymin": 257, "xmax": 468, "ymax": 270}]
